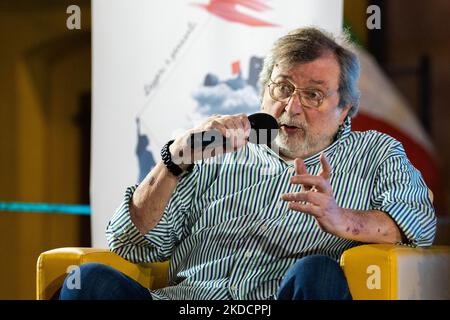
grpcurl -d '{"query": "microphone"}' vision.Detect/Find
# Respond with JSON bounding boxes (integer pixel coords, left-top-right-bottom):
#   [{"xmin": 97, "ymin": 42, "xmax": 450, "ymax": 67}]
[{"xmin": 189, "ymin": 113, "xmax": 279, "ymax": 150}]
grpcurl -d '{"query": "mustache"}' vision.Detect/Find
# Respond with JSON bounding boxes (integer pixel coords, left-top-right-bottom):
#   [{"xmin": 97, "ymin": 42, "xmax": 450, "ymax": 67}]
[{"xmin": 277, "ymin": 115, "xmax": 307, "ymax": 129}]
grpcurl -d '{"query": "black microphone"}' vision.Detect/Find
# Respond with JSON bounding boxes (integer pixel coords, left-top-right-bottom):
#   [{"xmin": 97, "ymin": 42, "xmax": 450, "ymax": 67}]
[{"xmin": 189, "ymin": 113, "xmax": 279, "ymax": 150}]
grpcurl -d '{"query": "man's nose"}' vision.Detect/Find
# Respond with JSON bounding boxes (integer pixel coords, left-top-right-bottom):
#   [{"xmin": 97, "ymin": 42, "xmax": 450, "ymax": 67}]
[{"xmin": 285, "ymin": 92, "xmax": 303, "ymax": 116}]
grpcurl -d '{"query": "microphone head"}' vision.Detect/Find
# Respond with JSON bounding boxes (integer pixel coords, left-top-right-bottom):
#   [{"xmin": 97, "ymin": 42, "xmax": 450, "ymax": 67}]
[{"xmin": 247, "ymin": 112, "xmax": 279, "ymax": 145}]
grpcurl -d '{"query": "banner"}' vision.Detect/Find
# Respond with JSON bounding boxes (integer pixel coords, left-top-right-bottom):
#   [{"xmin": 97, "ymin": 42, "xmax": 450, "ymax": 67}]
[{"xmin": 92, "ymin": 0, "xmax": 343, "ymax": 247}]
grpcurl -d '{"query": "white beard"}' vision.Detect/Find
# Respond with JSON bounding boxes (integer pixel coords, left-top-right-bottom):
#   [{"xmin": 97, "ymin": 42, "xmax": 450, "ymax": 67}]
[
  {"xmin": 275, "ymin": 130, "xmax": 314, "ymax": 159},
  {"xmin": 274, "ymin": 114, "xmax": 334, "ymax": 160}
]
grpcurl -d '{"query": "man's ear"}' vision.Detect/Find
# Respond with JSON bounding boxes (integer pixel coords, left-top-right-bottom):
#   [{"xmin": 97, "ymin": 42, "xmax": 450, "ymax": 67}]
[{"xmin": 339, "ymin": 104, "xmax": 351, "ymax": 125}]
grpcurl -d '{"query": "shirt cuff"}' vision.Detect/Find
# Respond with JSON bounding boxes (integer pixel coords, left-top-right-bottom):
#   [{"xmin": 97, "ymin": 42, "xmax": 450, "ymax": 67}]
[
  {"xmin": 375, "ymin": 202, "xmax": 425, "ymax": 247},
  {"xmin": 108, "ymin": 185, "xmax": 174, "ymax": 249},
  {"xmin": 107, "ymin": 185, "xmax": 150, "ymax": 246}
]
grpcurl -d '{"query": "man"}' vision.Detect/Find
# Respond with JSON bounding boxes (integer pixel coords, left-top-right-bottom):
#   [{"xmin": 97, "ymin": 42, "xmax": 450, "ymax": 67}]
[{"xmin": 60, "ymin": 28, "xmax": 436, "ymax": 300}]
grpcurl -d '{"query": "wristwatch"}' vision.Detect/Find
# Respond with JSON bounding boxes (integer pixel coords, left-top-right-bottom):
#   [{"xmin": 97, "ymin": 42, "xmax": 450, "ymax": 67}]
[{"xmin": 161, "ymin": 140, "xmax": 194, "ymax": 177}]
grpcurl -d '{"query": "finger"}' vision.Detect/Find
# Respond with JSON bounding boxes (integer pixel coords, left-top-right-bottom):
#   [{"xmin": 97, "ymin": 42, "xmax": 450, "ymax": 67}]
[
  {"xmin": 226, "ymin": 117, "xmax": 246, "ymax": 149},
  {"xmin": 319, "ymin": 153, "xmax": 332, "ymax": 180},
  {"xmin": 294, "ymin": 158, "xmax": 311, "ymax": 192},
  {"xmin": 236, "ymin": 113, "xmax": 251, "ymax": 137},
  {"xmin": 235, "ymin": 129, "xmax": 249, "ymax": 149},
  {"xmin": 290, "ymin": 175, "xmax": 330, "ymax": 193},
  {"xmin": 233, "ymin": 115, "xmax": 250, "ymax": 148},
  {"xmin": 205, "ymin": 120, "xmax": 228, "ymax": 139},
  {"xmin": 214, "ymin": 117, "xmax": 236, "ymax": 147},
  {"xmin": 281, "ymin": 191, "xmax": 325, "ymax": 206},
  {"xmin": 288, "ymin": 201, "xmax": 321, "ymax": 218},
  {"xmin": 294, "ymin": 158, "xmax": 308, "ymax": 175}
]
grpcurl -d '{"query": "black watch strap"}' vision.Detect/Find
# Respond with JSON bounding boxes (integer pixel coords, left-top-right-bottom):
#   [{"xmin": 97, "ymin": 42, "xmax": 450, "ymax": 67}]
[{"xmin": 161, "ymin": 140, "xmax": 194, "ymax": 177}]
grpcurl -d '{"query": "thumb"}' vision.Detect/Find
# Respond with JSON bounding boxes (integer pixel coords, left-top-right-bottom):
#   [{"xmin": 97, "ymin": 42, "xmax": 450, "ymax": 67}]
[{"xmin": 294, "ymin": 158, "xmax": 308, "ymax": 175}]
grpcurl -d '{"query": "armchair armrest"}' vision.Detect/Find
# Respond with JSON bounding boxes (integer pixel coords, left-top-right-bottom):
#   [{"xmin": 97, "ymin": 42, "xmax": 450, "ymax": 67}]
[
  {"xmin": 37, "ymin": 245, "xmax": 450, "ymax": 300},
  {"xmin": 36, "ymin": 247, "xmax": 169, "ymax": 300},
  {"xmin": 340, "ymin": 244, "xmax": 450, "ymax": 300}
]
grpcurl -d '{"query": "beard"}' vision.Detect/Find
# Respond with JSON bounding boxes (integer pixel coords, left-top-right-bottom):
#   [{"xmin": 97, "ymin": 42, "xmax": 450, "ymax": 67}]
[{"xmin": 274, "ymin": 113, "xmax": 334, "ymax": 160}]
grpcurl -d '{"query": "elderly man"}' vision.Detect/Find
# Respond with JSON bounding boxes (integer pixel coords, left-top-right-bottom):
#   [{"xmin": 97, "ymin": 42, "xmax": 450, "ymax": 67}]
[{"xmin": 60, "ymin": 28, "xmax": 436, "ymax": 300}]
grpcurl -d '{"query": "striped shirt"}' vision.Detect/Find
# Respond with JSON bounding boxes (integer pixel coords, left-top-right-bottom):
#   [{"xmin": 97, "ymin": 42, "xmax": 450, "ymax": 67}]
[{"xmin": 106, "ymin": 117, "xmax": 436, "ymax": 300}]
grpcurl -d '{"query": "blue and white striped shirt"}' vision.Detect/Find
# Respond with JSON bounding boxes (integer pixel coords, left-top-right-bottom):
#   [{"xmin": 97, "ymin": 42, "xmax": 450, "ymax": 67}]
[{"xmin": 106, "ymin": 117, "xmax": 436, "ymax": 300}]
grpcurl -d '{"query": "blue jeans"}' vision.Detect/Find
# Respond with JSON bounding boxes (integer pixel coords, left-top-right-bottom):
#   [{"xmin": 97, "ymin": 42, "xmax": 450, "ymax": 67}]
[
  {"xmin": 59, "ymin": 262, "xmax": 152, "ymax": 300},
  {"xmin": 276, "ymin": 255, "xmax": 352, "ymax": 300},
  {"xmin": 60, "ymin": 255, "xmax": 351, "ymax": 300}
]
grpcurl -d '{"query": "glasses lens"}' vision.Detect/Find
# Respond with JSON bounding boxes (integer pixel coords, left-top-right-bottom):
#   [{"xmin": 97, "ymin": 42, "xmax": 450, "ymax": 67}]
[
  {"xmin": 271, "ymin": 82, "xmax": 294, "ymax": 101},
  {"xmin": 300, "ymin": 90, "xmax": 324, "ymax": 108},
  {"xmin": 269, "ymin": 82, "xmax": 326, "ymax": 108}
]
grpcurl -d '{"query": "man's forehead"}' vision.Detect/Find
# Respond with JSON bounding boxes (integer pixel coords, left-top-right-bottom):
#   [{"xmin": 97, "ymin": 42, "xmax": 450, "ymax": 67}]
[
  {"xmin": 271, "ymin": 56, "xmax": 340, "ymax": 88},
  {"xmin": 272, "ymin": 65, "xmax": 330, "ymax": 87},
  {"xmin": 273, "ymin": 72, "xmax": 326, "ymax": 85}
]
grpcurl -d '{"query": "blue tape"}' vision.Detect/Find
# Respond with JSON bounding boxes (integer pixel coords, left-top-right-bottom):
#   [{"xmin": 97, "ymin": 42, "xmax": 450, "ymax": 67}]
[{"xmin": 0, "ymin": 202, "xmax": 91, "ymax": 215}]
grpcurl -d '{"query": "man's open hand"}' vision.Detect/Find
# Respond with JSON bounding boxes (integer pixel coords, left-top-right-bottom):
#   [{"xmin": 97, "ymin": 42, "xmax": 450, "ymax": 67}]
[{"xmin": 281, "ymin": 153, "xmax": 347, "ymax": 237}]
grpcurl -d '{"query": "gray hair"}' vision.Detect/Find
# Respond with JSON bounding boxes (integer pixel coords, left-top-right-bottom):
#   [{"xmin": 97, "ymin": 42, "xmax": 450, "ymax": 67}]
[{"xmin": 259, "ymin": 27, "xmax": 360, "ymax": 117}]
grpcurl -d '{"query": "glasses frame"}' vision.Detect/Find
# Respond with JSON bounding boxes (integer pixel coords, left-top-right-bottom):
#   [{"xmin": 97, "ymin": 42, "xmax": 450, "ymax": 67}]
[{"xmin": 268, "ymin": 79, "xmax": 334, "ymax": 109}]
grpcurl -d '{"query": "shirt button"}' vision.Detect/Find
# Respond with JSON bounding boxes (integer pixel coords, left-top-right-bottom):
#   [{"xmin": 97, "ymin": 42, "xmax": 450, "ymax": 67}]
[
  {"xmin": 244, "ymin": 250, "xmax": 252, "ymax": 258},
  {"xmin": 260, "ymin": 224, "xmax": 268, "ymax": 231},
  {"xmin": 230, "ymin": 285, "xmax": 237, "ymax": 291}
]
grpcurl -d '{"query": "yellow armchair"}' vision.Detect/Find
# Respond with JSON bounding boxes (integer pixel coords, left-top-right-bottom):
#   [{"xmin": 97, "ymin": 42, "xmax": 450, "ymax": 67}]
[{"xmin": 37, "ymin": 244, "xmax": 450, "ymax": 300}]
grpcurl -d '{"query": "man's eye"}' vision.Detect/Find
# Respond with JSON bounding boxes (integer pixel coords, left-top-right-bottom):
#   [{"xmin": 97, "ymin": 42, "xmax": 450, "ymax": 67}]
[
  {"xmin": 277, "ymin": 83, "xmax": 293, "ymax": 95},
  {"xmin": 304, "ymin": 90, "xmax": 321, "ymax": 100}
]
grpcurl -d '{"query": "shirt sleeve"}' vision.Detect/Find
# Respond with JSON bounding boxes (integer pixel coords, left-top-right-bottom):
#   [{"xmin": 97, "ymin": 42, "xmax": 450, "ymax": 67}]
[
  {"xmin": 371, "ymin": 140, "xmax": 436, "ymax": 247},
  {"xmin": 106, "ymin": 165, "xmax": 200, "ymax": 263}
]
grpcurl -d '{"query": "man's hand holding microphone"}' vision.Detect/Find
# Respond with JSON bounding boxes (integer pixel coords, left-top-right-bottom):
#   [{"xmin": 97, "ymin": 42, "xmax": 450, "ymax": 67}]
[{"xmin": 169, "ymin": 113, "xmax": 253, "ymax": 171}]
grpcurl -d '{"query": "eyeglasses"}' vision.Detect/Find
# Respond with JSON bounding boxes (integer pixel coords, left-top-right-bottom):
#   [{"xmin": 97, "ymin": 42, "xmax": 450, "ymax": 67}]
[{"xmin": 268, "ymin": 79, "xmax": 336, "ymax": 109}]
